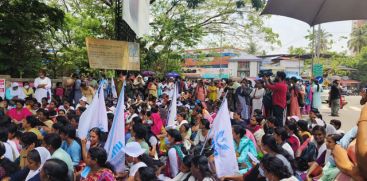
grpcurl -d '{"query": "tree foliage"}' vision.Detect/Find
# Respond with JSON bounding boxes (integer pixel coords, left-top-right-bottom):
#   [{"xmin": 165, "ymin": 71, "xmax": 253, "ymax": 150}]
[
  {"xmin": 305, "ymin": 28, "xmax": 333, "ymax": 55},
  {"xmin": 1, "ymin": 0, "xmax": 279, "ymax": 77},
  {"xmin": 348, "ymin": 25, "xmax": 367, "ymax": 54},
  {"xmin": 0, "ymin": 0, "xmax": 64, "ymax": 77},
  {"xmin": 351, "ymin": 47, "xmax": 367, "ymax": 84},
  {"xmin": 140, "ymin": 0, "xmax": 280, "ymax": 73},
  {"xmin": 44, "ymin": 0, "xmax": 114, "ymax": 77}
]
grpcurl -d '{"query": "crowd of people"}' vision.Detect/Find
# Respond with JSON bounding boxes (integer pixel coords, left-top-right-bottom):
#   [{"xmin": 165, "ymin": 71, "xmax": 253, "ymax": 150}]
[{"xmin": 0, "ymin": 69, "xmax": 366, "ymax": 181}]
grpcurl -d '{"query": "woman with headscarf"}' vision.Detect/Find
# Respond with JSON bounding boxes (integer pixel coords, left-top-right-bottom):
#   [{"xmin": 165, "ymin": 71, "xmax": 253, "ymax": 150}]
[
  {"xmin": 5, "ymin": 82, "xmax": 26, "ymax": 100},
  {"xmin": 25, "ymin": 147, "xmax": 51, "ymax": 181},
  {"xmin": 34, "ymin": 69, "xmax": 52, "ymax": 104}
]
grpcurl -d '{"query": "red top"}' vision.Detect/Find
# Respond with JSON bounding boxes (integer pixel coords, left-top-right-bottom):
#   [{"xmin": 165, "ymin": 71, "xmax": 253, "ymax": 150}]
[{"xmin": 266, "ymin": 81, "xmax": 288, "ymax": 109}]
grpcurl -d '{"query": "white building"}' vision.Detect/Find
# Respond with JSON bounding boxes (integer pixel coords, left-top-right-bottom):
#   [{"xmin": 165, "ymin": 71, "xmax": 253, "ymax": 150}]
[
  {"xmin": 228, "ymin": 53, "xmax": 261, "ymax": 78},
  {"xmin": 260, "ymin": 55, "xmax": 305, "ymax": 78},
  {"xmin": 183, "ymin": 48, "xmax": 261, "ymax": 79}
]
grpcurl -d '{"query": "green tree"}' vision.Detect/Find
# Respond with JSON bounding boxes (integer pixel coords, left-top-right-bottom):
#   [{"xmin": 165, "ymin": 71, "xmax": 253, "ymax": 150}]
[
  {"xmin": 141, "ymin": 0, "xmax": 279, "ymax": 73},
  {"xmin": 351, "ymin": 47, "xmax": 367, "ymax": 84},
  {"xmin": 44, "ymin": 0, "xmax": 114, "ymax": 77},
  {"xmin": 348, "ymin": 25, "xmax": 367, "ymax": 54},
  {"xmin": 288, "ymin": 46, "xmax": 307, "ymax": 55},
  {"xmin": 0, "ymin": 0, "xmax": 64, "ymax": 77}
]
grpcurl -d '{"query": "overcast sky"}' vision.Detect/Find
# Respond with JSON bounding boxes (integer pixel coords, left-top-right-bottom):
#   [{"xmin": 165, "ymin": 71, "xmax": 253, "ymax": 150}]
[{"xmin": 264, "ymin": 16, "xmax": 353, "ymax": 54}]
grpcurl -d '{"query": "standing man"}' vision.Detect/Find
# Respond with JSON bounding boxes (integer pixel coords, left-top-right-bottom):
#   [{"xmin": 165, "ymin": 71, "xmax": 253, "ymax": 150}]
[
  {"xmin": 263, "ymin": 71, "xmax": 288, "ymax": 127},
  {"xmin": 34, "ymin": 69, "xmax": 52, "ymax": 104},
  {"xmin": 329, "ymin": 80, "xmax": 341, "ymax": 117}
]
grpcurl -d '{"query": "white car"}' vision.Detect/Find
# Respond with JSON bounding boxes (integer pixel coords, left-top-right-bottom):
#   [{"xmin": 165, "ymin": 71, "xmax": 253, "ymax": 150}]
[{"xmin": 321, "ymin": 87, "xmax": 330, "ymax": 103}]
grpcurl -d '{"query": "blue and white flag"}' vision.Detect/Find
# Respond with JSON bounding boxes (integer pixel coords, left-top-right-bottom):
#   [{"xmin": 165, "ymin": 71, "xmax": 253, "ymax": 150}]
[
  {"xmin": 77, "ymin": 82, "xmax": 108, "ymax": 139},
  {"xmin": 210, "ymin": 98, "xmax": 239, "ymax": 177},
  {"xmin": 104, "ymin": 82, "xmax": 126, "ymax": 172},
  {"xmin": 111, "ymin": 78, "xmax": 118, "ymax": 99},
  {"xmin": 167, "ymin": 84, "xmax": 177, "ymax": 128}
]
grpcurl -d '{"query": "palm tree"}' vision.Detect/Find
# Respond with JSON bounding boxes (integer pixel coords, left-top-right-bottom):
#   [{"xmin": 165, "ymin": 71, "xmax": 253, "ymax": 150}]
[
  {"xmin": 348, "ymin": 25, "xmax": 367, "ymax": 54},
  {"xmin": 305, "ymin": 28, "xmax": 333, "ymax": 55}
]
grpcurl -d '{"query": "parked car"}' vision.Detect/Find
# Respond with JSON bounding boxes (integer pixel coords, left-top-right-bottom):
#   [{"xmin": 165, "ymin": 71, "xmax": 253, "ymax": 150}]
[{"xmin": 321, "ymin": 87, "xmax": 330, "ymax": 103}]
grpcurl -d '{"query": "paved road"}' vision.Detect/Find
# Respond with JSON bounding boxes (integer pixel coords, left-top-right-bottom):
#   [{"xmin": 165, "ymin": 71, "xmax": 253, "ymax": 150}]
[{"xmin": 318, "ymin": 96, "xmax": 362, "ymax": 132}]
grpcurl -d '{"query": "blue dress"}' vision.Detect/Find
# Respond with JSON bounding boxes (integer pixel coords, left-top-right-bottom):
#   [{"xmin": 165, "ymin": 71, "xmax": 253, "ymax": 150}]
[{"xmin": 234, "ymin": 136, "xmax": 258, "ymax": 174}]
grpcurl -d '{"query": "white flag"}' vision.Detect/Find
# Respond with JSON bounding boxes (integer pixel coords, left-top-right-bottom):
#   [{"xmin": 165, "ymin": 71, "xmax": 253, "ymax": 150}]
[
  {"xmin": 77, "ymin": 83, "xmax": 108, "ymax": 139},
  {"xmin": 210, "ymin": 98, "xmax": 239, "ymax": 177},
  {"xmin": 167, "ymin": 84, "xmax": 177, "ymax": 127},
  {"xmin": 104, "ymin": 83, "xmax": 125, "ymax": 172},
  {"xmin": 111, "ymin": 78, "xmax": 118, "ymax": 99},
  {"xmin": 123, "ymin": 0, "xmax": 150, "ymax": 37}
]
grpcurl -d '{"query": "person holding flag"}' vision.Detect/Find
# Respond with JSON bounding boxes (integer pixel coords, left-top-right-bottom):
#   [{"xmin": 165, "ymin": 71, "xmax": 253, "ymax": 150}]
[
  {"xmin": 77, "ymin": 81, "xmax": 108, "ymax": 139},
  {"xmin": 104, "ymin": 81, "xmax": 126, "ymax": 173},
  {"xmin": 208, "ymin": 98, "xmax": 239, "ymax": 177}
]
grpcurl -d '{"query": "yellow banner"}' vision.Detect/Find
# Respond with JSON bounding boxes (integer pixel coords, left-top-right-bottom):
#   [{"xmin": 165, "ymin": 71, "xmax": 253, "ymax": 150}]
[{"xmin": 85, "ymin": 37, "xmax": 140, "ymax": 70}]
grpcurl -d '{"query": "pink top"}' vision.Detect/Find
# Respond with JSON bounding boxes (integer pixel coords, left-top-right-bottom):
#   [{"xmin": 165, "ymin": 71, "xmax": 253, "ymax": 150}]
[
  {"xmin": 151, "ymin": 113, "xmax": 163, "ymax": 136},
  {"xmin": 245, "ymin": 129, "xmax": 258, "ymax": 148},
  {"xmin": 7, "ymin": 108, "xmax": 32, "ymax": 123},
  {"xmin": 55, "ymin": 87, "xmax": 64, "ymax": 97}
]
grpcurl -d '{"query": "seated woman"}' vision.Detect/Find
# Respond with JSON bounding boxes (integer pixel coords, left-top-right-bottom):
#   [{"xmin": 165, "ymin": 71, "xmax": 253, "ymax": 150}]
[
  {"xmin": 171, "ymin": 155, "xmax": 193, "ymax": 181},
  {"xmin": 285, "ymin": 119, "xmax": 302, "ymax": 153},
  {"xmin": 81, "ymin": 147, "xmax": 115, "ymax": 181},
  {"xmin": 40, "ymin": 158, "xmax": 70, "ymax": 181},
  {"xmin": 304, "ymin": 125, "xmax": 329, "ymax": 180},
  {"xmin": 246, "ymin": 115, "xmax": 265, "ymax": 145},
  {"xmin": 165, "ymin": 129, "xmax": 188, "ymax": 178},
  {"xmin": 23, "ymin": 116, "xmax": 45, "ymax": 140},
  {"xmin": 319, "ymin": 134, "xmax": 343, "ymax": 181},
  {"xmin": 25, "ymin": 147, "xmax": 51, "ymax": 181},
  {"xmin": 135, "ymin": 167, "xmax": 159, "ymax": 181},
  {"xmin": 7, "ymin": 100, "xmax": 32, "ymax": 124},
  {"xmin": 297, "ymin": 120, "xmax": 311, "ymax": 142},
  {"xmin": 232, "ymin": 125, "xmax": 257, "ymax": 174},
  {"xmin": 191, "ymin": 155, "xmax": 216, "ymax": 181},
  {"xmin": 260, "ymin": 154, "xmax": 298, "ymax": 181},
  {"xmin": 274, "ymin": 127, "xmax": 295, "ymax": 159}
]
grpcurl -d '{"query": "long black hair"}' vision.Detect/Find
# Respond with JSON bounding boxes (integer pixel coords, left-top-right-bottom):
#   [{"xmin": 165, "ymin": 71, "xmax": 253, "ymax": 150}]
[
  {"xmin": 286, "ymin": 120, "xmax": 303, "ymax": 143},
  {"xmin": 167, "ymin": 129, "xmax": 188, "ymax": 155},
  {"xmin": 274, "ymin": 127, "xmax": 290, "ymax": 143},
  {"xmin": 191, "ymin": 155, "xmax": 214, "ymax": 179},
  {"xmin": 232, "ymin": 125, "xmax": 246, "ymax": 138},
  {"xmin": 261, "ymin": 134, "xmax": 295, "ymax": 171},
  {"xmin": 261, "ymin": 154, "xmax": 292, "ymax": 180},
  {"xmin": 88, "ymin": 147, "xmax": 114, "ymax": 172},
  {"xmin": 42, "ymin": 159, "xmax": 70, "ymax": 181},
  {"xmin": 314, "ymin": 80, "xmax": 320, "ymax": 92}
]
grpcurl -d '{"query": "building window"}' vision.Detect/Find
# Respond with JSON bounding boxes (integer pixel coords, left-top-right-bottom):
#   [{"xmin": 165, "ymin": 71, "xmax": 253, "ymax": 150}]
[
  {"xmin": 237, "ymin": 71, "xmax": 250, "ymax": 78},
  {"xmin": 238, "ymin": 62, "xmax": 250, "ymax": 69}
]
